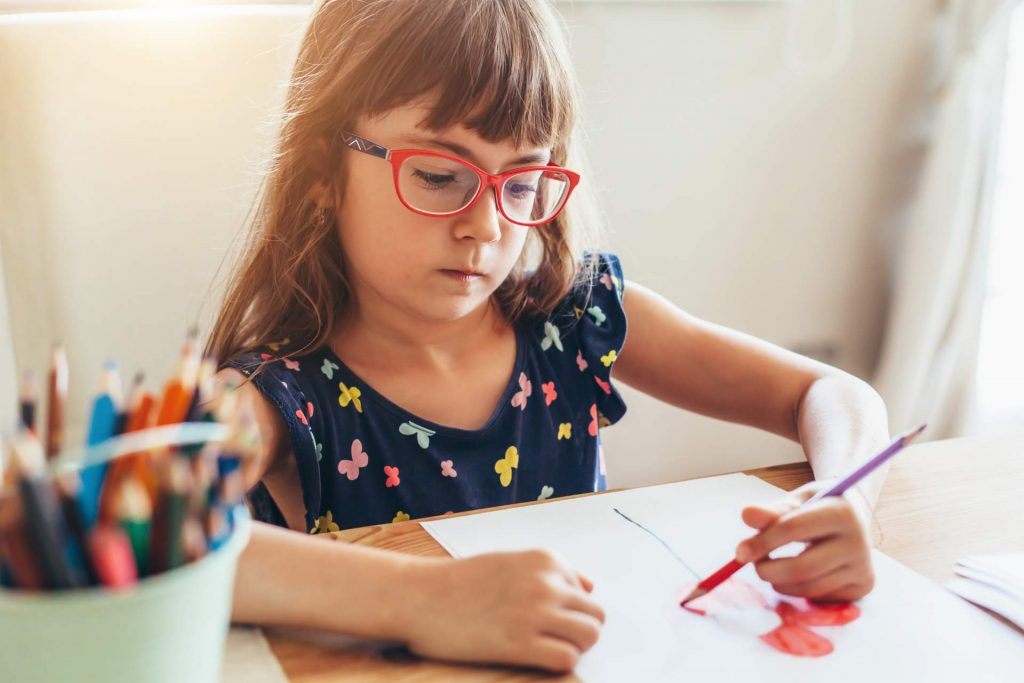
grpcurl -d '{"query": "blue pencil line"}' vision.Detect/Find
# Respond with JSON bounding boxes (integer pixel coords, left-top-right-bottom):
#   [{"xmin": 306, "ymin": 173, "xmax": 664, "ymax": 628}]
[{"xmin": 612, "ymin": 507, "xmax": 700, "ymax": 579}]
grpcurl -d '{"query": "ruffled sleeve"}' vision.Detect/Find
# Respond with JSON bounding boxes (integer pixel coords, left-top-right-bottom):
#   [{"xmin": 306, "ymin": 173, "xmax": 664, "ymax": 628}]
[
  {"xmin": 224, "ymin": 353, "xmax": 323, "ymax": 531},
  {"xmin": 561, "ymin": 251, "xmax": 628, "ymax": 426}
]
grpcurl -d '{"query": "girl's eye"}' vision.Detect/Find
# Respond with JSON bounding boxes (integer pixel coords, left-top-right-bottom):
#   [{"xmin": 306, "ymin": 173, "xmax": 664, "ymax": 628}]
[
  {"xmin": 506, "ymin": 183, "xmax": 537, "ymax": 200},
  {"xmin": 411, "ymin": 168, "xmax": 455, "ymax": 189}
]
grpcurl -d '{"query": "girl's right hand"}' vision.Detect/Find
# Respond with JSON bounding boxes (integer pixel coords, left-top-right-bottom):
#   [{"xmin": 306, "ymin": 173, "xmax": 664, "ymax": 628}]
[{"xmin": 402, "ymin": 550, "xmax": 605, "ymax": 672}]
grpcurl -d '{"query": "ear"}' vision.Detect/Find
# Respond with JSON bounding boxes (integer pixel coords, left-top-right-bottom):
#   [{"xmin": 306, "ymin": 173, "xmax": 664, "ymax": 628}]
[
  {"xmin": 310, "ymin": 180, "xmax": 333, "ymax": 210},
  {"xmin": 309, "ymin": 136, "xmax": 344, "ymax": 211}
]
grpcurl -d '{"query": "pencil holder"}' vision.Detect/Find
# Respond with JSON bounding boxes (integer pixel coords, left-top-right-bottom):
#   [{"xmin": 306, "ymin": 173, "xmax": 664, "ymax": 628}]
[{"xmin": 0, "ymin": 507, "xmax": 251, "ymax": 683}]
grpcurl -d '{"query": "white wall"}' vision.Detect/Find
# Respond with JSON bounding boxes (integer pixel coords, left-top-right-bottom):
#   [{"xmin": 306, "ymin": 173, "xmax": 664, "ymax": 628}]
[
  {"xmin": 0, "ymin": 5, "xmax": 309, "ymax": 444},
  {"xmin": 558, "ymin": 0, "xmax": 936, "ymax": 486},
  {"xmin": 0, "ymin": 2, "xmax": 938, "ymax": 484}
]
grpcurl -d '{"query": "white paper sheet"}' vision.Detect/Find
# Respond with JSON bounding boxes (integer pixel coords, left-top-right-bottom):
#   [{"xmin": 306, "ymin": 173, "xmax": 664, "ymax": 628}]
[
  {"xmin": 948, "ymin": 552, "xmax": 1024, "ymax": 631},
  {"xmin": 220, "ymin": 627, "xmax": 288, "ymax": 683},
  {"xmin": 422, "ymin": 474, "xmax": 1024, "ymax": 682}
]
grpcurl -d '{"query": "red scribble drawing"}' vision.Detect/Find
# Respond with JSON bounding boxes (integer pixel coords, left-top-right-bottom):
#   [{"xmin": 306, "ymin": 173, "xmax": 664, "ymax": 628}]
[
  {"xmin": 678, "ymin": 578, "xmax": 861, "ymax": 657},
  {"xmin": 612, "ymin": 507, "xmax": 862, "ymax": 658}
]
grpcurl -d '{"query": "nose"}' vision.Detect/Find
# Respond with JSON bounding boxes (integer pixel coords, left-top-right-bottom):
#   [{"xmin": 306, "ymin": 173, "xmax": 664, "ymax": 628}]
[{"xmin": 452, "ymin": 182, "xmax": 503, "ymax": 244}]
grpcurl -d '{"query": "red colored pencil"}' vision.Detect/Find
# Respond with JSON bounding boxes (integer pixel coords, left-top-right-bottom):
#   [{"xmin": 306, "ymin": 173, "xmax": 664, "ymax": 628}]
[
  {"xmin": 87, "ymin": 526, "xmax": 138, "ymax": 590},
  {"xmin": 680, "ymin": 425, "xmax": 926, "ymax": 606}
]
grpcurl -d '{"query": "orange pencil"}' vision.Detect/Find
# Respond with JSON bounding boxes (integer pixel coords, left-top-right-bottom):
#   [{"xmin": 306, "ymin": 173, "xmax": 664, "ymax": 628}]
[
  {"xmin": 98, "ymin": 391, "xmax": 158, "ymax": 522},
  {"xmin": 155, "ymin": 328, "xmax": 201, "ymax": 426}
]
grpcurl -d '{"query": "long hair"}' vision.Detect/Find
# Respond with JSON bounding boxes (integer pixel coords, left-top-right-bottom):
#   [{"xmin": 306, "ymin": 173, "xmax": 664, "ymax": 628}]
[{"xmin": 206, "ymin": 0, "xmax": 602, "ymax": 364}]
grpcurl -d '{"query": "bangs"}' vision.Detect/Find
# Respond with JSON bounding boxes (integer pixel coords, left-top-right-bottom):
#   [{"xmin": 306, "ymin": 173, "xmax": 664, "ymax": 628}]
[{"xmin": 342, "ymin": 0, "xmax": 577, "ymax": 153}]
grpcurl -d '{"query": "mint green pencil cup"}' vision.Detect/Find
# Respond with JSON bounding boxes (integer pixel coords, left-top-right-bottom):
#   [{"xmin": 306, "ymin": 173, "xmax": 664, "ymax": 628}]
[{"xmin": 0, "ymin": 508, "xmax": 251, "ymax": 683}]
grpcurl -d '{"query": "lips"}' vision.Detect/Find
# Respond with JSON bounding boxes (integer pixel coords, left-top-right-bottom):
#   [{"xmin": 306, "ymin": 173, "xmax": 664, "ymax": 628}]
[{"xmin": 440, "ymin": 268, "xmax": 485, "ymax": 279}]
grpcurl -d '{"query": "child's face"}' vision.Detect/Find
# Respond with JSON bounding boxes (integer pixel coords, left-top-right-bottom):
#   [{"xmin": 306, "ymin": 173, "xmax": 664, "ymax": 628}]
[{"xmin": 335, "ymin": 101, "xmax": 551, "ymax": 325}]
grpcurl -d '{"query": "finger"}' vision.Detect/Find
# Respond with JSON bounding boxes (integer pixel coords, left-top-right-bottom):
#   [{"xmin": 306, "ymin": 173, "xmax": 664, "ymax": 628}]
[
  {"xmin": 769, "ymin": 561, "xmax": 857, "ymax": 599},
  {"xmin": 541, "ymin": 611, "xmax": 603, "ymax": 654},
  {"xmin": 562, "ymin": 589, "xmax": 606, "ymax": 624},
  {"xmin": 521, "ymin": 636, "xmax": 581, "ymax": 673},
  {"xmin": 740, "ymin": 506, "xmax": 781, "ymax": 531},
  {"xmin": 741, "ymin": 496, "xmax": 802, "ymax": 531},
  {"xmin": 791, "ymin": 479, "xmax": 834, "ymax": 500},
  {"xmin": 540, "ymin": 550, "xmax": 587, "ymax": 593},
  {"xmin": 737, "ymin": 498, "xmax": 853, "ymax": 563},
  {"xmin": 753, "ymin": 537, "xmax": 855, "ymax": 586},
  {"xmin": 810, "ymin": 580, "xmax": 873, "ymax": 603}
]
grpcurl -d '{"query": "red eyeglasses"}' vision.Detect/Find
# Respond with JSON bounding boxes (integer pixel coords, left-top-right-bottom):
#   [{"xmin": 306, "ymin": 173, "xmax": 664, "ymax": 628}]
[{"xmin": 340, "ymin": 131, "xmax": 580, "ymax": 227}]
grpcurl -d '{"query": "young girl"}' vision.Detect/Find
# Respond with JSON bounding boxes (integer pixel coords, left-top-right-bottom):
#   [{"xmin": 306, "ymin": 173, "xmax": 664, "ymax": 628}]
[{"xmin": 208, "ymin": 0, "xmax": 890, "ymax": 672}]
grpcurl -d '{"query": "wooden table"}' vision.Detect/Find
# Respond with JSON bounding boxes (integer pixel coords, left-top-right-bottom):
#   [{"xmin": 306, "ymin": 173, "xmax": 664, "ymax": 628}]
[{"xmin": 264, "ymin": 432, "xmax": 1024, "ymax": 681}]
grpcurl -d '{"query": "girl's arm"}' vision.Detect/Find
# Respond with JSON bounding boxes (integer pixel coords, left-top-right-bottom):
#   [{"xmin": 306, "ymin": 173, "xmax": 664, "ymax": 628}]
[
  {"xmin": 614, "ymin": 281, "xmax": 890, "ymax": 500},
  {"xmin": 219, "ymin": 371, "xmax": 605, "ymax": 672},
  {"xmin": 614, "ymin": 282, "xmax": 890, "ymax": 601}
]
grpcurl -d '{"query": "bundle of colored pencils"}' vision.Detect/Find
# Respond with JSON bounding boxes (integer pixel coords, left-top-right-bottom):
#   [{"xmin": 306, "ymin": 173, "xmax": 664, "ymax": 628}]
[{"xmin": 0, "ymin": 329, "xmax": 259, "ymax": 592}]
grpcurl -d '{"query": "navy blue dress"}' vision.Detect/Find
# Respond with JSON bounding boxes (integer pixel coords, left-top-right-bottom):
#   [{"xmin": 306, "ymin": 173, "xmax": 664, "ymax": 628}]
[{"xmin": 228, "ymin": 252, "xmax": 628, "ymax": 534}]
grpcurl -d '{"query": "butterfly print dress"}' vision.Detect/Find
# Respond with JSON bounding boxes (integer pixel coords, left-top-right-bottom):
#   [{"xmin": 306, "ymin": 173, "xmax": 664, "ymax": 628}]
[{"xmin": 227, "ymin": 252, "xmax": 629, "ymax": 534}]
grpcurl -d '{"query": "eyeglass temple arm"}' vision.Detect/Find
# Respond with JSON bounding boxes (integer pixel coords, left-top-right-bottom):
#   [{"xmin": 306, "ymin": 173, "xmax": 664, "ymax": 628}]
[{"xmin": 340, "ymin": 131, "xmax": 391, "ymax": 160}]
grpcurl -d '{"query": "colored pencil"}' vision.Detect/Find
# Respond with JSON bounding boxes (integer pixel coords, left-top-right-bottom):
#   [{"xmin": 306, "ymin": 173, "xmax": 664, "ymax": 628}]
[
  {"xmin": 53, "ymin": 471, "xmax": 98, "ymax": 585},
  {"xmin": 156, "ymin": 328, "xmax": 201, "ymax": 426},
  {"xmin": 186, "ymin": 354, "xmax": 219, "ymax": 423},
  {"xmin": 87, "ymin": 526, "xmax": 137, "ymax": 590},
  {"xmin": 4, "ymin": 329, "xmax": 249, "ymax": 593},
  {"xmin": 44, "ymin": 345, "xmax": 68, "ymax": 462},
  {"xmin": 8, "ymin": 432, "xmax": 82, "ymax": 589},
  {"xmin": 150, "ymin": 457, "xmax": 192, "ymax": 574},
  {"xmin": 0, "ymin": 467, "xmax": 45, "ymax": 590},
  {"xmin": 116, "ymin": 372, "xmax": 145, "ymax": 436},
  {"xmin": 98, "ymin": 387, "xmax": 158, "ymax": 523},
  {"xmin": 115, "ymin": 477, "xmax": 152, "ymax": 578},
  {"xmin": 680, "ymin": 424, "xmax": 928, "ymax": 606},
  {"xmin": 79, "ymin": 360, "xmax": 124, "ymax": 528},
  {"xmin": 19, "ymin": 370, "xmax": 36, "ymax": 434}
]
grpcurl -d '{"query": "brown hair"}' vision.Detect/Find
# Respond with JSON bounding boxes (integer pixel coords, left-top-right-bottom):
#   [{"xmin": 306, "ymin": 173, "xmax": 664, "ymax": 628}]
[{"xmin": 206, "ymin": 0, "xmax": 602, "ymax": 363}]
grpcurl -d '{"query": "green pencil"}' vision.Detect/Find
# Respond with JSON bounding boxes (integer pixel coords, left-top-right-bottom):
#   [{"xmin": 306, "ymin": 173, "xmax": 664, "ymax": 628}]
[{"xmin": 115, "ymin": 478, "xmax": 151, "ymax": 577}]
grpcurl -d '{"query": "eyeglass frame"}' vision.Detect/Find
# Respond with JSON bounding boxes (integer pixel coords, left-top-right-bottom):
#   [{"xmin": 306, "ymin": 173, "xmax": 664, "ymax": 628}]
[{"xmin": 339, "ymin": 131, "xmax": 581, "ymax": 227}]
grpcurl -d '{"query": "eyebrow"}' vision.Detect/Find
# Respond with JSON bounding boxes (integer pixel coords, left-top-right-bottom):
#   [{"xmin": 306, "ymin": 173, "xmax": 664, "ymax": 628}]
[{"xmin": 395, "ymin": 134, "xmax": 551, "ymax": 167}]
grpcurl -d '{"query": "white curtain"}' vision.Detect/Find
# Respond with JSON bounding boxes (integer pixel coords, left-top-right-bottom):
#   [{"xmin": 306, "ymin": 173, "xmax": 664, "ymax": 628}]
[{"xmin": 873, "ymin": 0, "xmax": 1019, "ymax": 438}]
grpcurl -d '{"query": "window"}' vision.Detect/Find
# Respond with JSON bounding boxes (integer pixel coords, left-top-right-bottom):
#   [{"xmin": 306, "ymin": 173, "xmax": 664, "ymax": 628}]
[{"xmin": 976, "ymin": 5, "xmax": 1024, "ymax": 435}]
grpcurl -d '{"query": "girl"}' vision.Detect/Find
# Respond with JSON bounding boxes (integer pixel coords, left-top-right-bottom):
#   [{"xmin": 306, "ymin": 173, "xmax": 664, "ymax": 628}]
[{"xmin": 208, "ymin": 0, "xmax": 890, "ymax": 673}]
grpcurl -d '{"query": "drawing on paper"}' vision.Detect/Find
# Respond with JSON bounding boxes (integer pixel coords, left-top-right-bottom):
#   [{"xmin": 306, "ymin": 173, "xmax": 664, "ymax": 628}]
[{"xmin": 613, "ymin": 507, "xmax": 861, "ymax": 657}]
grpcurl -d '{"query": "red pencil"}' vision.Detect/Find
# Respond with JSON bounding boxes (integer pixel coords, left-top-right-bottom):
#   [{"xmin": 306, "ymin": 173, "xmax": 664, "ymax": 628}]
[
  {"xmin": 87, "ymin": 526, "xmax": 138, "ymax": 590},
  {"xmin": 680, "ymin": 425, "xmax": 926, "ymax": 606}
]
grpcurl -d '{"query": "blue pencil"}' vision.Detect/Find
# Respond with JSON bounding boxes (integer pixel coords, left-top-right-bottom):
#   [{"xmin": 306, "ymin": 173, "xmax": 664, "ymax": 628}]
[{"xmin": 78, "ymin": 360, "xmax": 123, "ymax": 528}]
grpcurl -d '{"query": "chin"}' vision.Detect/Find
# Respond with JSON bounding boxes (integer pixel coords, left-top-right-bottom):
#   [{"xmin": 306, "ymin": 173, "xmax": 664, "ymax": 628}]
[{"xmin": 415, "ymin": 292, "xmax": 494, "ymax": 322}]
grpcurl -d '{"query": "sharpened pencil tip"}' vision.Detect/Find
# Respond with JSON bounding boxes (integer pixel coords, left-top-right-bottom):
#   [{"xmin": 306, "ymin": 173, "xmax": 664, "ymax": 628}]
[
  {"xmin": 680, "ymin": 587, "xmax": 706, "ymax": 607},
  {"xmin": 905, "ymin": 423, "xmax": 927, "ymax": 444}
]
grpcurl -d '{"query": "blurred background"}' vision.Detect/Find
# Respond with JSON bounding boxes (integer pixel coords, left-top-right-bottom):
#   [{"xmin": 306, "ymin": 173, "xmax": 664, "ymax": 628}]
[{"xmin": 1, "ymin": 0, "xmax": 1021, "ymax": 488}]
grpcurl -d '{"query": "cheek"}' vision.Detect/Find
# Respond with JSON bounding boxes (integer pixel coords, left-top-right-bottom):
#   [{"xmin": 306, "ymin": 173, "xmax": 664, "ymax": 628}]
[
  {"xmin": 497, "ymin": 226, "xmax": 530, "ymax": 272},
  {"xmin": 337, "ymin": 172, "xmax": 420, "ymax": 270}
]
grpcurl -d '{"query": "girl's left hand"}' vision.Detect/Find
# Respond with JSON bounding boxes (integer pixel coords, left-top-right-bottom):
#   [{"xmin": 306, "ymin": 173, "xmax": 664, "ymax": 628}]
[{"xmin": 735, "ymin": 481, "xmax": 876, "ymax": 603}]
